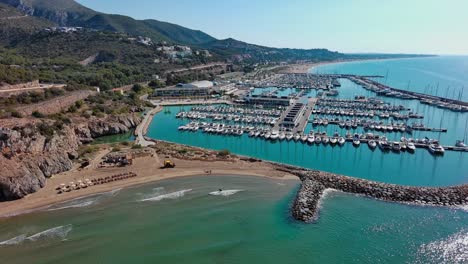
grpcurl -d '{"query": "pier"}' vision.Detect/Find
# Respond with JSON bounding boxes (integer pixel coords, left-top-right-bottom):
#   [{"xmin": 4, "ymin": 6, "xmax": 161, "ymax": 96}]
[
  {"xmin": 273, "ymin": 98, "xmax": 317, "ymax": 133},
  {"xmin": 344, "ymin": 75, "xmax": 468, "ymax": 112}
]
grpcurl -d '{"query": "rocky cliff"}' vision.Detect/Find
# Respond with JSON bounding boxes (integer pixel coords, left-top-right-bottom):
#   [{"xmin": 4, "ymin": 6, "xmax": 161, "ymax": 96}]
[{"xmin": 0, "ymin": 114, "xmax": 141, "ymax": 201}]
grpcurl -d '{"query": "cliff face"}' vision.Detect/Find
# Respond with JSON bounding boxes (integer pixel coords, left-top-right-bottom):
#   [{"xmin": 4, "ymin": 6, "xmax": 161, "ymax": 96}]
[{"xmin": 0, "ymin": 114, "xmax": 141, "ymax": 201}]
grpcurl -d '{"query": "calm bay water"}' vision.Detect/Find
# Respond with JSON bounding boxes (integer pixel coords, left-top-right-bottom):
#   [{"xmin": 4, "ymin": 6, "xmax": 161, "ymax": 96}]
[{"xmin": 1, "ymin": 57, "xmax": 467, "ymax": 263}]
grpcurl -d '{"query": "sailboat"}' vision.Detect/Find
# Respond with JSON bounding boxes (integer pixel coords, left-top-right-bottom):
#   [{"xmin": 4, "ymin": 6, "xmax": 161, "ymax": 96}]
[{"xmin": 455, "ymin": 118, "xmax": 468, "ymax": 148}]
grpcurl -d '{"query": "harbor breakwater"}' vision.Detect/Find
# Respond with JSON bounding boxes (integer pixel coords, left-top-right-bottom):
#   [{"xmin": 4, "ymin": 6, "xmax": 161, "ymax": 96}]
[{"xmin": 276, "ymin": 166, "xmax": 468, "ymax": 223}]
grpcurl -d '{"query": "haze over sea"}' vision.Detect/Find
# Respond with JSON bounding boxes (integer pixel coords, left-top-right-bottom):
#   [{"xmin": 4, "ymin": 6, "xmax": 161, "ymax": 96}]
[{"xmin": 1, "ymin": 57, "xmax": 467, "ymax": 263}]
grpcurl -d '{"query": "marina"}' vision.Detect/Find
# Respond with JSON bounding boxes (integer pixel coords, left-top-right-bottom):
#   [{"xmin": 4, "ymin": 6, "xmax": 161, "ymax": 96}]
[{"xmin": 147, "ymin": 57, "xmax": 468, "ymax": 189}]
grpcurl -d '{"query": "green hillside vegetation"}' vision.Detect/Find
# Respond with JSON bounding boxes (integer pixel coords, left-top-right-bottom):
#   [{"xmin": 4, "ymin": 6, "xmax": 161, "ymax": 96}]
[
  {"xmin": 0, "ymin": 0, "xmax": 218, "ymax": 45},
  {"xmin": 1, "ymin": 28, "xmax": 217, "ymax": 90},
  {"xmin": 5, "ymin": 0, "xmax": 97, "ymax": 24},
  {"xmin": 142, "ymin": 20, "xmax": 216, "ymax": 45},
  {"xmin": 0, "ymin": 3, "xmax": 55, "ymax": 45},
  {"xmin": 0, "ymin": 2, "xmax": 22, "ymax": 17},
  {"xmin": 0, "ymin": 64, "xmax": 38, "ymax": 84}
]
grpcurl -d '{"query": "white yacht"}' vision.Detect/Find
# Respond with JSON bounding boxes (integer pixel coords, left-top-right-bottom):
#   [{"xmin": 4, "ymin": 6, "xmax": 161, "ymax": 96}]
[
  {"xmin": 270, "ymin": 131, "xmax": 279, "ymax": 140},
  {"xmin": 406, "ymin": 142, "xmax": 416, "ymax": 152},
  {"xmin": 352, "ymin": 134, "xmax": 360, "ymax": 146},
  {"xmin": 368, "ymin": 140, "xmax": 377, "ymax": 149},
  {"xmin": 294, "ymin": 133, "xmax": 301, "ymax": 141},
  {"xmin": 338, "ymin": 137, "xmax": 346, "ymax": 146},
  {"xmin": 428, "ymin": 143, "xmax": 445, "ymax": 155},
  {"xmin": 278, "ymin": 132, "xmax": 286, "ymax": 141}
]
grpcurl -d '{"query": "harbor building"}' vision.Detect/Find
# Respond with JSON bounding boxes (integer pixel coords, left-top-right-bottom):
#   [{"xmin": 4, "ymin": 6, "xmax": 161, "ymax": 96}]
[
  {"xmin": 152, "ymin": 81, "xmax": 214, "ymax": 98},
  {"xmin": 244, "ymin": 95, "xmax": 293, "ymax": 107},
  {"xmin": 281, "ymin": 102, "xmax": 306, "ymax": 128}
]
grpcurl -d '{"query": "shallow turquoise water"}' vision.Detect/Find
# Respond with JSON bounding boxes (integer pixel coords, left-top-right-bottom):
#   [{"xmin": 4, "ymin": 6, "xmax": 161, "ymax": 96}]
[
  {"xmin": 91, "ymin": 129, "xmax": 135, "ymax": 145},
  {"xmin": 147, "ymin": 106, "xmax": 467, "ymax": 187},
  {"xmin": 0, "ymin": 176, "xmax": 466, "ymax": 264}
]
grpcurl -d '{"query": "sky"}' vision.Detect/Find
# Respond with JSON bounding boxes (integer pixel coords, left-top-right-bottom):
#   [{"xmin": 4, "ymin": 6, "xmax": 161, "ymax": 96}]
[{"xmin": 77, "ymin": 0, "xmax": 468, "ymax": 55}]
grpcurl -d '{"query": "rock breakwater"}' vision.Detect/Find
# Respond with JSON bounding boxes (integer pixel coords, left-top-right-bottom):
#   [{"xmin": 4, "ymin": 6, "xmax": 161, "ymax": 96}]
[{"xmin": 287, "ymin": 169, "xmax": 468, "ymax": 223}]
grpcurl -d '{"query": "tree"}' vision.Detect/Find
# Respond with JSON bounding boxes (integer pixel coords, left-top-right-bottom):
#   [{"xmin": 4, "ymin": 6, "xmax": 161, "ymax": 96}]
[{"xmin": 132, "ymin": 83, "xmax": 144, "ymax": 93}]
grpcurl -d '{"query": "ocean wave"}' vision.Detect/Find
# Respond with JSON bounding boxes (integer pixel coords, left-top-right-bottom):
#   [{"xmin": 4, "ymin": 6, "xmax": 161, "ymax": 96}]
[
  {"xmin": 101, "ymin": 188, "xmax": 122, "ymax": 197},
  {"xmin": 48, "ymin": 199, "xmax": 97, "ymax": 211},
  {"xmin": 47, "ymin": 188, "xmax": 122, "ymax": 212},
  {"xmin": 317, "ymin": 189, "xmax": 338, "ymax": 209},
  {"xmin": 209, "ymin": 190, "xmax": 244, "ymax": 197},
  {"xmin": 26, "ymin": 225, "xmax": 73, "ymax": 242},
  {"xmin": 456, "ymin": 205, "xmax": 468, "ymax": 212},
  {"xmin": 0, "ymin": 234, "xmax": 27, "ymax": 246},
  {"xmin": 140, "ymin": 189, "xmax": 192, "ymax": 202},
  {"xmin": 0, "ymin": 225, "xmax": 72, "ymax": 247},
  {"xmin": 416, "ymin": 230, "xmax": 468, "ymax": 264}
]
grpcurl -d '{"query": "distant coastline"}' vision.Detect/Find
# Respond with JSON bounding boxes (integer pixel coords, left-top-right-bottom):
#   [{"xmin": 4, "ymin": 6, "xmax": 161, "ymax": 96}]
[{"xmin": 281, "ymin": 55, "xmax": 437, "ymax": 74}]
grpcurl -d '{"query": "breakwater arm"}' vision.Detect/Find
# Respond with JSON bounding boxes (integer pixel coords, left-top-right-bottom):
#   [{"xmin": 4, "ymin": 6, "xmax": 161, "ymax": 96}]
[{"xmin": 283, "ymin": 168, "xmax": 468, "ymax": 223}]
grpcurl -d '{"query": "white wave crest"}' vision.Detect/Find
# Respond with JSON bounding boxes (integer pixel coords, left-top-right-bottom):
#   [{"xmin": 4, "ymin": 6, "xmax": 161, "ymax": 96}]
[
  {"xmin": 0, "ymin": 225, "xmax": 73, "ymax": 247},
  {"xmin": 416, "ymin": 230, "xmax": 468, "ymax": 264},
  {"xmin": 456, "ymin": 205, "xmax": 468, "ymax": 212},
  {"xmin": 47, "ymin": 188, "xmax": 122, "ymax": 212},
  {"xmin": 101, "ymin": 188, "xmax": 122, "ymax": 197},
  {"xmin": 48, "ymin": 199, "xmax": 97, "ymax": 211},
  {"xmin": 0, "ymin": 234, "xmax": 27, "ymax": 246},
  {"xmin": 26, "ymin": 225, "xmax": 73, "ymax": 242},
  {"xmin": 209, "ymin": 190, "xmax": 244, "ymax": 196},
  {"xmin": 140, "ymin": 189, "xmax": 192, "ymax": 202}
]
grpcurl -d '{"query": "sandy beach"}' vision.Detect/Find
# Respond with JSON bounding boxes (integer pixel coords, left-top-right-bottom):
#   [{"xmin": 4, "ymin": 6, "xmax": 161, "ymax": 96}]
[
  {"xmin": 279, "ymin": 61, "xmax": 337, "ymax": 73},
  {"xmin": 0, "ymin": 149, "xmax": 298, "ymax": 218}
]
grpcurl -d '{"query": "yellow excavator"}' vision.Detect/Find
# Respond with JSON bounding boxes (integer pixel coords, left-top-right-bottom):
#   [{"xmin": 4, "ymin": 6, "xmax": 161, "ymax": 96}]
[{"xmin": 163, "ymin": 160, "xmax": 175, "ymax": 169}]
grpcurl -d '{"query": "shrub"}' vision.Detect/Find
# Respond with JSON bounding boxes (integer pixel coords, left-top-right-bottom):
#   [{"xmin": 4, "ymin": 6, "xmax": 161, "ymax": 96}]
[
  {"xmin": 78, "ymin": 145, "xmax": 99, "ymax": 157},
  {"xmin": 131, "ymin": 144, "xmax": 142, "ymax": 149},
  {"xmin": 10, "ymin": 110, "xmax": 22, "ymax": 118},
  {"xmin": 111, "ymin": 146, "xmax": 121, "ymax": 152},
  {"xmin": 32, "ymin": 111, "xmax": 45, "ymax": 118},
  {"xmin": 178, "ymin": 149, "xmax": 188, "ymax": 154},
  {"xmin": 218, "ymin": 149, "xmax": 230, "ymax": 157}
]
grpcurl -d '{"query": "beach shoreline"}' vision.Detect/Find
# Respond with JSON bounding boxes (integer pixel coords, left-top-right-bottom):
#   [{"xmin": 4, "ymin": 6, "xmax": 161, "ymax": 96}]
[
  {"xmin": 281, "ymin": 56, "xmax": 430, "ymax": 74},
  {"xmin": 0, "ymin": 154, "xmax": 298, "ymax": 219}
]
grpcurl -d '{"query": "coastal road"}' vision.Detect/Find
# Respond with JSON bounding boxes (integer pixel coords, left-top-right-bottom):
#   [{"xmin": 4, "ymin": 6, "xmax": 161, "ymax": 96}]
[
  {"xmin": 135, "ymin": 106, "xmax": 162, "ymax": 147},
  {"xmin": 0, "ymin": 84, "xmax": 66, "ymax": 94}
]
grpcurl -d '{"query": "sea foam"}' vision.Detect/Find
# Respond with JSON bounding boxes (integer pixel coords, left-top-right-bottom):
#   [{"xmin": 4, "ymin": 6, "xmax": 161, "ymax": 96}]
[
  {"xmin": 140, "ymin": 189, "xmax": 192, "ymax": 202},
  {"xmin": 26, "ymin": 224, "xmax": 73, "ymax": 242},
  {"xmin": 48, "ymin": 199, "xmax": 97, "ymax": 211},
  {"xmin": 0, "ymin": 234, "xmax": 27, "ymax": 246},
  {"xmin": 209, "ymin": 190, "xmax": 244, "ymax": 197},
  {"xmin": 47, "ymin": 188, "xmax": 122, "ymax": 211},
  {"xmin": 0, "ymin": 225, "xmax": 72, "ymax": 247},
  {"xmin": 416, "ymin": 230, "xmax": 468, "ymax": 264}
]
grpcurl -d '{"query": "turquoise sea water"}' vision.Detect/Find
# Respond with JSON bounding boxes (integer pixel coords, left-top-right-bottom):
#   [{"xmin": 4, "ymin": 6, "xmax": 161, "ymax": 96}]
[
  {"xmin": 311, "ymin": 56, "xmax": 468, "ymax": 101},
  {"xmin": 1, "ymin": 57, "xmax": 467, "ymax": 263}
]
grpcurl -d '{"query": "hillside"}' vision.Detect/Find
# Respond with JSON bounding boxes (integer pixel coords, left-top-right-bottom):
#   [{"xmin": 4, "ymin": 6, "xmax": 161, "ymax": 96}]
[
  {"xmin": 0, "ymin": 3, "xmax": 55, "ymax": 45},
  {"xmin": 1, "ymin": 0, "xmax": 96, "ymax": 25},
  {"xmin": 201, "ymin": 38, "xmax": 345, "ymax": 62},
  {"xmin": 142, "ymin": 19, "xmax": 216, "ymax": 45},
  {"xmin": 0, "ymin": 0, "xmax": 217, "ymax": 45}
]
